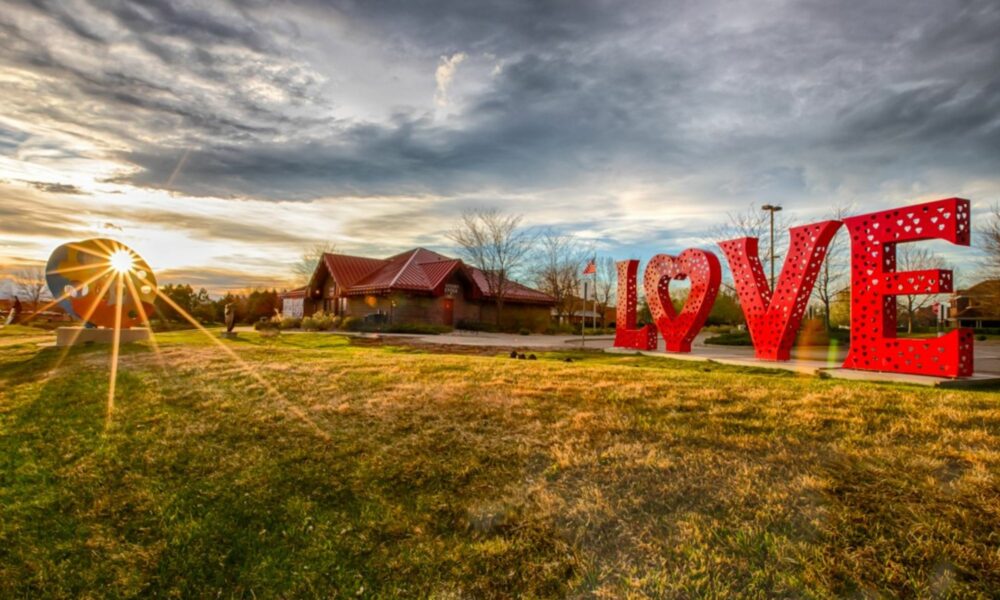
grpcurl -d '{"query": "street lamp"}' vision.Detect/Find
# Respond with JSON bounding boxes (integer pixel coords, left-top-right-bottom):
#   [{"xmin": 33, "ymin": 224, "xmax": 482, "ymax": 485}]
[{"xmin": 761, "ymin": 204, "xmax": 783, "ymax": 288}]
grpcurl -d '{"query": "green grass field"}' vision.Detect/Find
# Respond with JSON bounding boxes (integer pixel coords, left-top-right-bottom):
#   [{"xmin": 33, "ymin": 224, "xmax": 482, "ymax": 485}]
[{"xmin": 1, "ymin": 326, "xmax": 999, "ymax": 597}]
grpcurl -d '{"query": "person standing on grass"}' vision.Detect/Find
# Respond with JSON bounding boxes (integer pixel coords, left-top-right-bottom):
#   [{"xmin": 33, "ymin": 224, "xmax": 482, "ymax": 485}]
[{"xmin": 5, "ymin": 297, "xmax": 22, "ymax": 326}]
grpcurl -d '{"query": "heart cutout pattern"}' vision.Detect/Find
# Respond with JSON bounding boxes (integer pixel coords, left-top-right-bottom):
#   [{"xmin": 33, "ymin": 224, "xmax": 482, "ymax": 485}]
[{"xmin": 643, "ymin": 249, "xmax": 721, "ymax": 352}]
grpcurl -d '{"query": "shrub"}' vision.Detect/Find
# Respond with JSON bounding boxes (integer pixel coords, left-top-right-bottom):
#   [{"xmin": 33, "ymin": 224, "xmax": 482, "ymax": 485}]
[
  {"xmin": 301, "ymin": 310, "xmax": 329, "ymax": 331},
  {"xmin": 280, "ymin": 317, "xmax": 302, "ymax": 330},
  {"xmin": 341, "ymin": 316, "xmax": 363, "ymax": 331},
  {"xmin": 705, "ymin": 324, "xmax": 734, "ymax": 334},
  {"xmin": 580, "ymin": 327, "xmax": 615, "ymax": 336},
  {"xmin": 254, "ymin": 317, "xmax": 280, "ymax": 335},
  {"xmin": 385, "ymin": 323, "xmax": 453, "ymax": 335},
  {"xmin": 455, "ymin": 320, "xmax": 497, "ymax": 332},
  {"xmin": 300, "ymin": 311, "xmax": 342, "ymax": 331},
  {"xmin": 519, "ymin": 328, "xmax": 531, "ymax": 336},
  {"xmin": 543, "ymin": 324, "xmax": 575, "ymax": 335},
  {"xmin": 977, "ymin": 334, "xmax": 988, "ymax": 341},
  {"xmin": 704, "ymin": 331, "xmax": 753, "ymax": 346}
]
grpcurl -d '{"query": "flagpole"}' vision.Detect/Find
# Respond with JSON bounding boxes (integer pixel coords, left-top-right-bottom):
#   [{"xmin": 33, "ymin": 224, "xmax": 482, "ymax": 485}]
[
  {"xmin": 592, "ymin": 255, "xmax": 597, "ymax": 331},
  {"xmin": 580, "ymin": 257, "xmax": 597, "ymax": 346}
]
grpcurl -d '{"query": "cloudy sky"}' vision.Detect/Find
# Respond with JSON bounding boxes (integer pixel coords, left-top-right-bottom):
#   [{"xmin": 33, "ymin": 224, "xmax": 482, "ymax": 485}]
[{"xmin": 1, "ymin": 0, "xmax": 998, "ymax": 293}]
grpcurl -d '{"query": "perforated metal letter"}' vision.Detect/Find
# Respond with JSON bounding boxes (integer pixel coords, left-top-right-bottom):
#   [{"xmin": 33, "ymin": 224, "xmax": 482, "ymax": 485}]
[
  {"xmin": 719, "ymin": 221, "xmax": 841, "ymax": 361},
  {"xmin": 614, "ymin": 259, "xmax": 657, "ymax": 350},
  {"xmin": 842, "ymin": 198, "xmax": 973, "ymax": 377}
]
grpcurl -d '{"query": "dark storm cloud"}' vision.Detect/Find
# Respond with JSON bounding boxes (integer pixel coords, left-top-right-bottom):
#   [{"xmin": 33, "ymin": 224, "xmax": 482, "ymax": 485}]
[
  {"xmin": 114, "ymin": 48, "xmax": 694, "ymax": 198},
  {"xmin": 106, "ymin": 207, "xmax": 307, "ymax": 245},
  {"xmin": 0, "ymin": 182, "xmax": 302, "ymax": 251},
  {"xmin": 23, "ymin": 181, "xmax": 89, "ymax": 195},
  {"xmin": 313, "ymin": 0, "xmax": 643, "ymax": 54},
  {"xmin": 2, "ymin": 0, "xmax": 999, "ymax": 204},
  {"xmin": 0, "ymin": 189, "xmax": 88, "ymax": 239},
  {"xmin": 0, "ymin": 0, "xmax": 330, "ymax": 156}
]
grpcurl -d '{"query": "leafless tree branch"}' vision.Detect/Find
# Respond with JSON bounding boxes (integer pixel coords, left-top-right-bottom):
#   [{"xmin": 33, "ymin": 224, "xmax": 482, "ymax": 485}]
[{"xmin": 448, "ymin": 209, "xmax": 535, "ymax": 326}]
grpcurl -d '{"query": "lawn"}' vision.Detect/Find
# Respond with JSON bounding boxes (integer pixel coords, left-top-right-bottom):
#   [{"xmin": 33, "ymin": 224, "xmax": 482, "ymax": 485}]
[{"xmin": 1, "ymin": 327, "xmax": 999, "ymax": 598}]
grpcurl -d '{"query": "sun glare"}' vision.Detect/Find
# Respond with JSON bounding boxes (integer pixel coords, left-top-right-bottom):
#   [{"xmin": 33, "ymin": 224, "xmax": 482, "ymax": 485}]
[{"xmin": 109, "ymin": 249, "xmax": 134, "ymax": 273}]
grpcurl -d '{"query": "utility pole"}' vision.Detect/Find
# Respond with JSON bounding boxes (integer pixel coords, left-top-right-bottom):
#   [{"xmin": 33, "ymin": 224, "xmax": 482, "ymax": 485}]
[{"xmin": 761, "ymin": 204, "xmax": 782, "ymax": 289}]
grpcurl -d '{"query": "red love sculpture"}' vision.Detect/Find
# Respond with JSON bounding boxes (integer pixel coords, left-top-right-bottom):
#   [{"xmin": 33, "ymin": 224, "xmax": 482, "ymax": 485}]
[
  {"xmin": 643, "ymin": 249, "xmax": 721, "ymax": 352},
  {"xmin": 613, "ymin": 259, "xmax": 657, "ymax": 350},
  {"xmin": 842, "ymin": 198, "xmax": 973, "ymax": 377},
  {"xmin": 719, "ymin": 221, "xmax": 841, "ymax": 361}
]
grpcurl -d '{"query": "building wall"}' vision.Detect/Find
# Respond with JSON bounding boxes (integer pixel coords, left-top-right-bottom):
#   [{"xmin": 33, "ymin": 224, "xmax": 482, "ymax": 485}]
[
  {"xmin": 281, "ymin": 297, "xmax": 304, "ymax": 318},
  {"xmin": 477, "ymin": 303, "xmax": 552, "ymax": 331},
  {"xmin": 340, "ymin": 291, "xmax": 551, "ymax": 331},
  {"xmin": 342, "ymin": 293, "xmax": 455, "ymax": 326}
]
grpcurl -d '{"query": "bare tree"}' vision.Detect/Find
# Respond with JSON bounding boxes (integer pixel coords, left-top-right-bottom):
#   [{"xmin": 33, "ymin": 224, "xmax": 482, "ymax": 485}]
[
  {"xmin": 532, "ymin": 230, "xmax": 586, "ymax": 324},
  {"xmin": 812, "ymin": 205, "xmax": 852, "ymax": 330},
  {"xmin": 594, "ymin": 256, "xmax": 617, "ymax": 326},
  {"xmin": 979, "ymin": 203, "xmax": 1000, "ymax": 281},
  {"xmin": 293, "ymin": 241, "xmax": 337, "ymax": 285},
  {"xmin": 896, "ymin": 245, "xmax": 946, "ymax": 334},
  {"xmin": 977, "ymin": 203, "xmax": 1000, "ymax": 314},
  {"xmin": 712, "ymin": 202, "xmax": 792, "ymax": 291},
  {"xmin": 449, "ymin": 209, "xmax": 535, "ymax": 326},
  {"xmin": 16, "ymin": 266, "xmax": 47, "ymax": 311}
]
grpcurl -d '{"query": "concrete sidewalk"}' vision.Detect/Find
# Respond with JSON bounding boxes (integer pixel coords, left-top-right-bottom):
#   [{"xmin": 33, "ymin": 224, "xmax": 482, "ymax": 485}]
[
  {"xmin": 606, "ymin": 336, "xmax": 1000, "ymax": 388},
  {"xmin": 416, "ymin": 330, "xmax": 1000, "ymax": 386},
  {"xmin": 410, "ymin": 330, "xmax": 617, "ymax": 349},
  {"xmin": 235, "ymin": 326, "xmax": 1000, "ymax": 385},
  {"xmin": 237, "ymin": 326, "xmax": 617, "ymax": 349}
]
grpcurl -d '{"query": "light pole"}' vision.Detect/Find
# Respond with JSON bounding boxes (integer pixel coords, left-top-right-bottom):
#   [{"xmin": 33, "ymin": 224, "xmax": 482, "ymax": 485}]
[{"xmin": 761, "ymin": 204, "xmax": 782, "ymax": 288}]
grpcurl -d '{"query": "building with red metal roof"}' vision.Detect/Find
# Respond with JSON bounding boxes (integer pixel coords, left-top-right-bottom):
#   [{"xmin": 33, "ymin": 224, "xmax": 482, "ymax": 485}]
[
  {"xmin": 949, "ymin": 279, "xmax": 1000, "ymax": 329},
  {"xmin": 280, "ymin": 248, "xmax": 555, "ymax": 330}
]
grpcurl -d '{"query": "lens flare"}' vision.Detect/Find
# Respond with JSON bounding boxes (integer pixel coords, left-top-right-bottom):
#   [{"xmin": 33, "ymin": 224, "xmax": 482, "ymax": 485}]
[
  {"xmin": 109, "ymin": 249, "xmax": 134, "ymax": 273},
  {"xmin": 38, "ymin": 237, "xmax": 326, "ymax": 439},
  {"xmin": 45, "ymin": 238, "xmax": 156, "ymax": 329}
]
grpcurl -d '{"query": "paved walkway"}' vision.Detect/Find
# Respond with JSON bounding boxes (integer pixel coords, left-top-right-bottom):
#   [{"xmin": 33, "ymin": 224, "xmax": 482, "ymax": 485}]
[
  {"xmin": 234, "ymin": 327, "xmax": 1000, "ymax": 381},
  {"xmin": 234, "ymin": 326, "xmax": 617, "ymax": 349}
]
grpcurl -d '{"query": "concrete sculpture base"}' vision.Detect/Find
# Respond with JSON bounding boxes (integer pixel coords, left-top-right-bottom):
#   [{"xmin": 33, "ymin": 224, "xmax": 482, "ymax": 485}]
[{"xmin": 56, "ymin": 327, "xmax": 151, "ymax": 347}]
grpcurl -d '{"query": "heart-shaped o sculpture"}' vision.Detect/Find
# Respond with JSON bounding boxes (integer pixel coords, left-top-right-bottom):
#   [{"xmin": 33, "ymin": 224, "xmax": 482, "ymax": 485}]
[{"xmin": 643, "ymin": 249, "xmax": 721, "ymax": 352}]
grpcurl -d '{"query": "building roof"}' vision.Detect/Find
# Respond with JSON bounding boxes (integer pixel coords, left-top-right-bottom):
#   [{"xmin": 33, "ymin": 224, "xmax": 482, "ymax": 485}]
[
  {"xmin": 322, "ymin": 254, "xmax": 388, "ymax": 289},
  {"xmin": 466, "ymin": 264, "xmax": 555, "ymax": 304},
  {"xmin": 953, "ymin": 306, "xmax": 1000, "ymax": 319},
  {"xmin": 951, "ymin": 279, "xmax": 1000, "ymax": 320},
  {"xmin": 278, "ymin": 287, "xmax": 307, "ymax": 299},
  {"xmin": 955, "ymin": 279, "xmax": 1000, "ymax": 298},
  {"xmin": 348, "ymin": 248, "xmax": 451, "ymax": 294},
  {"xmin": 313, "ymin": 248, "xmax": 555, "ymax": 304}
]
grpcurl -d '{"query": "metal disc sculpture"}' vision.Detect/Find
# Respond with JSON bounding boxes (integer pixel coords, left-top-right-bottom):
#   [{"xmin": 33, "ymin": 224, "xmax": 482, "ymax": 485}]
[{"xmin": 45, "ymin": 238, "xmax": 156, "ymax": 328}]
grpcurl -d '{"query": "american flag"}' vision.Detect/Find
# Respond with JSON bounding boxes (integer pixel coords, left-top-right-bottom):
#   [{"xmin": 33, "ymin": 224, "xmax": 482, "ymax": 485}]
[{"xmin": 582, "ymin": 259, "xmax": 596, "ymax": 275}]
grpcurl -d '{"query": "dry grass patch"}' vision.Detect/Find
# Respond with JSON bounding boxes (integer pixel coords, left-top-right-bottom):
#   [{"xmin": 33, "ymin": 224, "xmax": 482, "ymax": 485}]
[{"xmin": 0, "ymin": 329, "xmax": 998, "ymax": 597}]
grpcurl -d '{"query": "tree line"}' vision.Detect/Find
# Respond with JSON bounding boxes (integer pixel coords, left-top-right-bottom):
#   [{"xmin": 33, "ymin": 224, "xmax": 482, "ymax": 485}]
[
  {"xmin": 5, "ymin": 203, "xmax": 999, "ymax": 332},
  {"xmin": 448, "ymin": 203, "xmax": 1000, "ymax": 333},
  {"xmin": 154, "ymin": 285, "xmax": 280, "ymax": 326}
]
